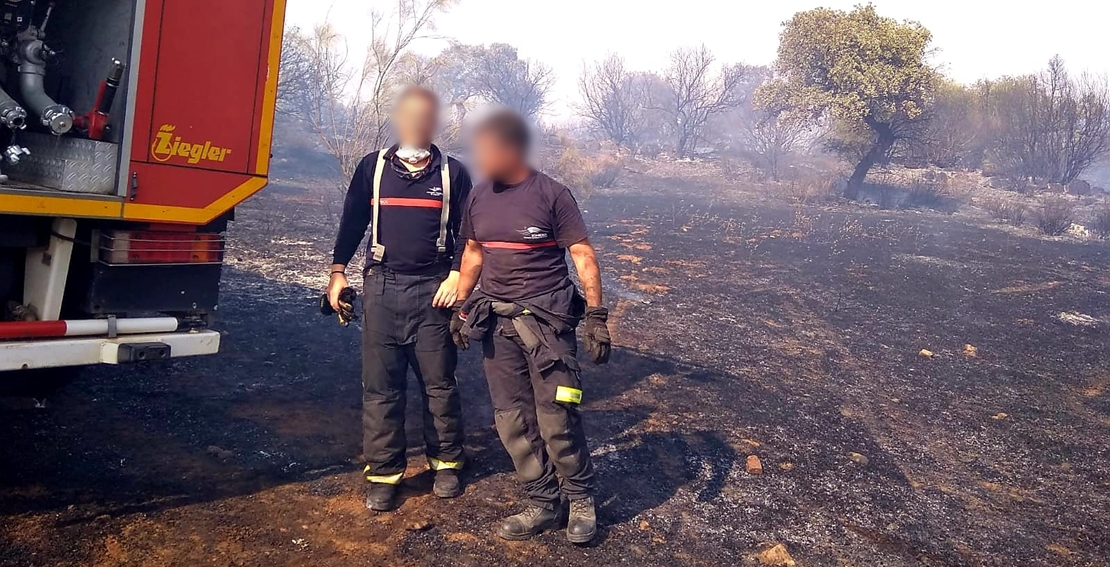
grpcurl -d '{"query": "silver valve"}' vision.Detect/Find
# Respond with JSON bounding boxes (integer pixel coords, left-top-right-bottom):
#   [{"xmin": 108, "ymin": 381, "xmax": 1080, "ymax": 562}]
[{"xmin": 4, "ymin": 143, "xmax": 30, "ymax": 164}]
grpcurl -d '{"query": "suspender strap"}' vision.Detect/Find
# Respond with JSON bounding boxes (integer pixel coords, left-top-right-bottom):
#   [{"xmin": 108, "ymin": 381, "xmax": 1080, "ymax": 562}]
[
  {"xmin": 370, "ymin": 149, "xmax": 388, "ymax": 262},
  {"xmin": 370, "ymin": 149, "xmax": 451, "ymax": 262},
  {"xmin": 437, "ymin": 160, "xmax": 452, "ymax": 254}
]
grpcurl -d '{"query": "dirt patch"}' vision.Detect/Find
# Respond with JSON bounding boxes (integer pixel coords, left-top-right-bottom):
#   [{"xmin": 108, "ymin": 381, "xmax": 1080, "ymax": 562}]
[
  {"xmin": 992, "ymin": 281, "xmax": 1063, "ymax": 294},
  {"xmin": 619, "ymin": 274, "xmax": 671, "ymax": 294}
]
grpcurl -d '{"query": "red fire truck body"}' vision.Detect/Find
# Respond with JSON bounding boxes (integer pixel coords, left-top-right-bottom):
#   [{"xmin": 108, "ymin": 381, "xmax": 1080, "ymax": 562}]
[{"xmin": 0, "ymin": 0, "xmax": 287, "ymax": 372}]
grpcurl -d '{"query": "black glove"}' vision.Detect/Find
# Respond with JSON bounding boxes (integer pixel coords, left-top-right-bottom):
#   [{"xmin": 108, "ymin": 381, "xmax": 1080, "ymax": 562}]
[
  {"xmin": 450, "ymin": 305, "xmax": 470, "ymax": 350},
  {"xmin": 319, "ymin": 287, "xmax": 358, "ymax": 327},
  {"xmin": 583, "ymin": 306, "xmax": 611, "ymax": 364}
]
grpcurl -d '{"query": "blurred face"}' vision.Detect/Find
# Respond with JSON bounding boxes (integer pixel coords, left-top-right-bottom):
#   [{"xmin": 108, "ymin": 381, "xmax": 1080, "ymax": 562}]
[
  {"xmin": 392, "ymin": 93, "xmax": 438, "ymax": 148},
  {"xmin": 472, "ymin": 130, "xmax": 523, "ymax": 183}
]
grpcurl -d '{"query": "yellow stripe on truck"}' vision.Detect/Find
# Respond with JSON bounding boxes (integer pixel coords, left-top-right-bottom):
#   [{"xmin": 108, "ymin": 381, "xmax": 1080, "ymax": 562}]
[
  {"xmin": 254, "ymin": 0, "xmax": 287, "ymax": 175},
  {"xmin": 1, "ymin": 175, "xmax": 268, "ymax": 225},
  {"xmin": 123, "ymin": 176, "xmax": 268, "ymax": 224},
  {"xmin": 0, "ymin": 193, "xmax": 123, "ymax": 218}
]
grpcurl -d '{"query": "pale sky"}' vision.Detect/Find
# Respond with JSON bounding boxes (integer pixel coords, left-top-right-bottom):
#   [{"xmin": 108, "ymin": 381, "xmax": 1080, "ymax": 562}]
[{"xmin": 285, "ymin": 0, "xmax": 1110, "ymax": 120}]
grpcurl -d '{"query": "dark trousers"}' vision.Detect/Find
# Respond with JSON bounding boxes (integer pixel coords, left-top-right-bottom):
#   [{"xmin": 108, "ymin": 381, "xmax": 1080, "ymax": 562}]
[
  {"xmin": 361, "ymin": 267, "xmax": 465, "ymax": 483},
  {"xmin": 482, "ymin": 316, "xmax": 595, "ymax": 505}
]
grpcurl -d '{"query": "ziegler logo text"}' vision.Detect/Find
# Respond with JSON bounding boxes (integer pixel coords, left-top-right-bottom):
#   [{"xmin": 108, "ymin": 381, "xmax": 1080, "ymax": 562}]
[{"xmin": 151, "ymin": 125, "xmax": 233, "ymax": 165}]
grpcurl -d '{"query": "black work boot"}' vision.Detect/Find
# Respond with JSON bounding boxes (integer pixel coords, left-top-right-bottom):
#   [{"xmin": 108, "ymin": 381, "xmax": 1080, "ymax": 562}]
[
  {"xmin": 496, "ymin": 502, "xmax": 564, "ymax": 541},
  {"xmin": 566, "ymin": 497, "xmax": 597, "ymax": 544},
  {"xmin": 365, "ymin": 482, "xmax": 398, "ymax": 512},
  {"xmin": 433, "ymin": 469, "xmax": 462, "ymax": 498}
]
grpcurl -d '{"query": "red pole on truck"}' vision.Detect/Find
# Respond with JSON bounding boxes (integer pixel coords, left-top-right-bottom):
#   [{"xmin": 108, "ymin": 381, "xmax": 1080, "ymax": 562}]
[
  {"xmin": 0, "ymin": 318, "xmax": 180, "ymax": 340},
  {"xmin": 0, "ymin": 321, "xmax": 67, "ymax": 340}
]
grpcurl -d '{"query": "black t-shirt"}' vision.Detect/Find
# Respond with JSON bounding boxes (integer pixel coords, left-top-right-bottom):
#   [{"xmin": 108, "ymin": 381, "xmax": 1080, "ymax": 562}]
[{"xmin": 460, "ymin": 172, "xmax": 588, "ymax": 301}]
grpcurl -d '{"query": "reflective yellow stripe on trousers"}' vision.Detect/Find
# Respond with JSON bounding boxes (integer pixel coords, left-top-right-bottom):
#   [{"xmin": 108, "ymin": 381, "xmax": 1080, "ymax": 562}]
[
  {"xmin": 555, "ymin": 385, "xmax": 583, "ymax": 405},
  {"xmin": 364, "ymin": 466, "xmax": 404, "ymax": 485},
  {"xmin": 428, "ymin": 457, "xmax": 464, "ymax": 471}
]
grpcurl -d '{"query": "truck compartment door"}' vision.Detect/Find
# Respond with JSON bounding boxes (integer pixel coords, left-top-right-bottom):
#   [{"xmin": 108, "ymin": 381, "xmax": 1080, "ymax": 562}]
[{"xmin": 143, "ymin": 0, "xmax": 267, "ymax": 174}]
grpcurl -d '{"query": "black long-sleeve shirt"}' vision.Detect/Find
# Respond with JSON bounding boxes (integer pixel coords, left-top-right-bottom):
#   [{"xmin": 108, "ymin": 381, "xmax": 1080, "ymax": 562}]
[{"xmin": 332, "ymin": 145, "xmax": 473, "ymax": 275}]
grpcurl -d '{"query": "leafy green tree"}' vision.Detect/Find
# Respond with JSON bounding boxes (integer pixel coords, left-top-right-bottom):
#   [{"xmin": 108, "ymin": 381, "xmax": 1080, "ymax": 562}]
[
  {"xmin": 758, "ymin": 5, "xmax": 937, "ymax": 197},
  {"xmin": 923, "ymin": 80, "xmax": 981, "ymax": 168}
]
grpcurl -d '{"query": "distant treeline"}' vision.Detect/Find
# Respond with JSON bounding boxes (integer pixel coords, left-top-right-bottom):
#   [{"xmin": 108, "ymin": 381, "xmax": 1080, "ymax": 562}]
[{"xmin": 276, "ymin": 2, "xmax": 1110, "ymax": 196}]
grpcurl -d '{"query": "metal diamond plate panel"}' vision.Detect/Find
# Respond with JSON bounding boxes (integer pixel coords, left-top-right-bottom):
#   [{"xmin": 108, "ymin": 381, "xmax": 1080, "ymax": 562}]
[{"xmin": 8, "ymin": 132, "xmax": 119, "ymax": 195}]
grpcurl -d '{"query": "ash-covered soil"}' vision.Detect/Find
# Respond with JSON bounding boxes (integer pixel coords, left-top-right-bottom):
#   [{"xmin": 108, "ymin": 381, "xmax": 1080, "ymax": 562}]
[{"xmin": 2, "ymin": 166, "xmax": 1110, "ymax": 567}]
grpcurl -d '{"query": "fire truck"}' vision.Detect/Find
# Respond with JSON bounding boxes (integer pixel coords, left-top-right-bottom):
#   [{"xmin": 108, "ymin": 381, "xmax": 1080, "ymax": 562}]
[{"xmin": 0, "ymin": 0, "xmax": 286, "ymax": 375}]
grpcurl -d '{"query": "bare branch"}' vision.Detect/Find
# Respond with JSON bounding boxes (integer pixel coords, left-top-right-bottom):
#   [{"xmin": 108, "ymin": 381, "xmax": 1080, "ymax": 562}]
[
  {"xmin": 280, "ymin": 1, "xmax": 455, "ymax": 189},
  {"xmin": 659, "ymin": 45, "xmax": 749, "ymax": 157},
  {"xmin": 577, "ymin": 54, "xmax": 645, "ymax": 149},
  {"xmin": 471, "ymin": 44, "xmax": 555, "ymax": 119}
]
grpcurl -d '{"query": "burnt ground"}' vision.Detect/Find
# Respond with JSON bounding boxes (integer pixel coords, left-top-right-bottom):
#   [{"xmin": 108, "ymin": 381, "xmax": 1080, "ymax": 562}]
[{"xmin": 2, "ymin": 164, "xmax": 1110, "ymax": 567}]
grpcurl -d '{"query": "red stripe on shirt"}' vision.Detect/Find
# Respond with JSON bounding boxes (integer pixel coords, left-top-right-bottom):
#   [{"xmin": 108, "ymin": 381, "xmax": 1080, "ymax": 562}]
[
  {"xmin": 377, "ymin": 198, "xmax": 443, "ymax": 209},
  {"xmin": 480, "ymin": 241, "xmax": 559, "ymax": 250}
]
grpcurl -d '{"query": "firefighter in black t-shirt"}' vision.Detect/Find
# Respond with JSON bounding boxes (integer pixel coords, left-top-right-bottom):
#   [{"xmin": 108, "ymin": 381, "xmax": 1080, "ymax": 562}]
[
  {"xmin": 328, "ymin": 87, "xmax": 472, "ymax": 512},
  {"xmin": 454, "ymin": 109, "xmax": 613, "ymax": 544}
]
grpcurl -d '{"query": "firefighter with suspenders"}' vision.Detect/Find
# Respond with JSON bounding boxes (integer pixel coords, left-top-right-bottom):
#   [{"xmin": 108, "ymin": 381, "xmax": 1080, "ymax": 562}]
[{"xmin": 328, "ymin": 86, "xmax": 473, "ymax": 512}]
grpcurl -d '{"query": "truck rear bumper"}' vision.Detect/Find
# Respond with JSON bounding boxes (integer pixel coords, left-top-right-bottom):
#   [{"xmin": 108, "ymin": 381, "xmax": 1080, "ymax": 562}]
[{"xmin": 0, "ymin": 330, "xmax": 220, "ymax": 371}]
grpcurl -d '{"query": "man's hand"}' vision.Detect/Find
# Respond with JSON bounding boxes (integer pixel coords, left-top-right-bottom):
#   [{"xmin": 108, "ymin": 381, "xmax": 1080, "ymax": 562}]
[
  {"xmin": 583, "ymin": 307, "xmax": 612, "ymax": 364},
  {"xmin": 450, "ymin": 305, "xmax": 470, "ymax": 350},
  {"xmin": 328, "ymin": 269, "xmax": 349, "ymax": 312},
  {"xmin": 433, "ymin": 271, "xmax": 461, "ymax": 309}
]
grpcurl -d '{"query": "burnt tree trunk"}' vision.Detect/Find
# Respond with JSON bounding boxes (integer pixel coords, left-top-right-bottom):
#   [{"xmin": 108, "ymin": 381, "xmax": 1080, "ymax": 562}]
[
  {"xmin": 845, "ymin": 117, "xmax": 896, "ymax": 200},
  {"xmin": 675, "ymin": 129, "xmax": 692, "ymax": 159}
]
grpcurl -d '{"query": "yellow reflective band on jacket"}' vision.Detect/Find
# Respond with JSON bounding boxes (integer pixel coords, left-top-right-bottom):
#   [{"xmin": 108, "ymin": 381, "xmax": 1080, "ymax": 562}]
[
  {"xmin": 363, "ymin": 467, "xmax": 404, "ymax": 485},
  {"xmin": 555, "ymin": 385, "xmax": 583, "ymax": 405},
  {"xmin": 427, "ymin": 457, "xmax": 464, "ymax": 471}
]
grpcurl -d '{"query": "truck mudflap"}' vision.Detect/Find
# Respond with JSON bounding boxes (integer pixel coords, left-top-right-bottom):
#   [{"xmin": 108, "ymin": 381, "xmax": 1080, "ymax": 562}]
[{"xmin": 0, "ymin": 330, "xmax": 220, "ymax": 372}]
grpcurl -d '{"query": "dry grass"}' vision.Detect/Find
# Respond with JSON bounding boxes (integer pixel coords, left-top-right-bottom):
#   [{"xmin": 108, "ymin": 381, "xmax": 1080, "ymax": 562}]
[
  {"xmin": 1093, "ymin": 205, "xmax": 1110, "ymax": 239},
  {"xmin": 549, "ymin": 141, "xmax": 593, "ymax": 195},
  {"xmin": 982, "ymin": 197, "xmax": 1029, "ymax": 227},
  {"xmin": 905, "ymin": 179, "xmax": 947, "ymax": 207},
  {"xmin": 590, "ymin": 155, "xmax": 624, "ymax": 189},
  {"xmin": 544, "ymin": 137, "xmax": 626, "ymax": 198},
  {"xmin": 1036, "ymin": 198, "xmax": 1076, "ymax": 236},
  {"xmin": 853, "ymin": 168, "xmax": 966, "ymax": 211},
  {"xmin": 777, "ymin": 173, "xmax": 841, "ymax": 203}
]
